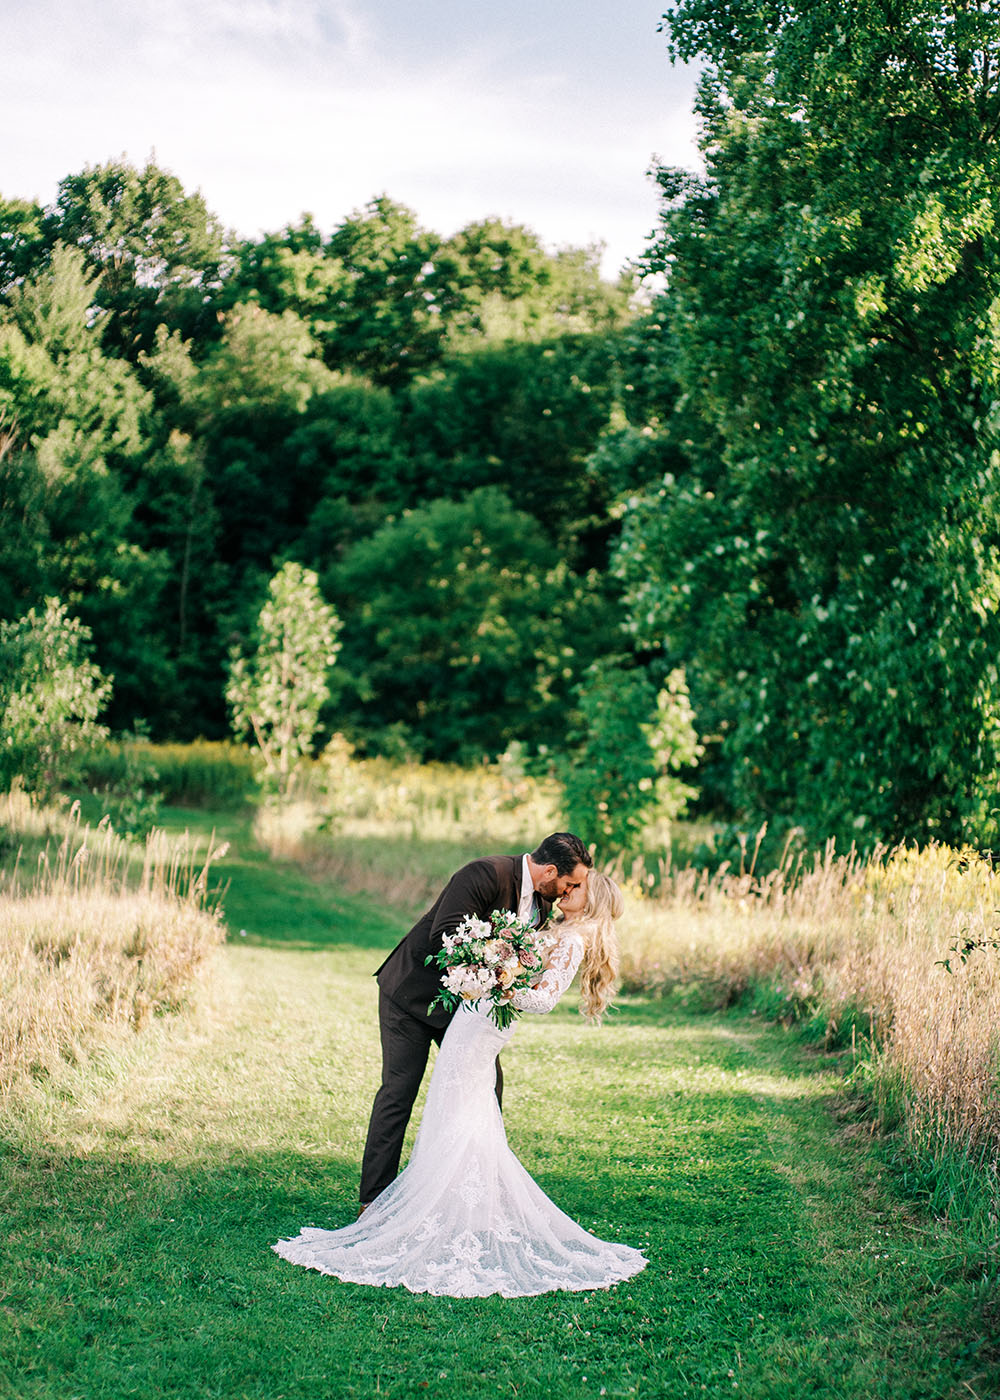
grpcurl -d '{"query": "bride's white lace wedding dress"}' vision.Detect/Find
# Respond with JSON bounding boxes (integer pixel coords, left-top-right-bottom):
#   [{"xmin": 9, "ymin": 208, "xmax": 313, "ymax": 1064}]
[{"xmin": 273, "ymin": 924, "xmax": 647, "ymax": 1297}]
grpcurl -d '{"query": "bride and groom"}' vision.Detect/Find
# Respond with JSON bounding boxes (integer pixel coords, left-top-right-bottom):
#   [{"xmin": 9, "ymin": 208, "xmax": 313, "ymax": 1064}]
[{"xmin": 273, "ymin": 832, "xmax": 647, "ymax": 1297}]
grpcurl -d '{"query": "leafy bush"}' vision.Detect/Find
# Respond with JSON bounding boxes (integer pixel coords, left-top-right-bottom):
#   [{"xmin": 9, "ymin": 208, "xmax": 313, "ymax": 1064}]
[
  {"xmin": 562, "ymin": 662, "xmax": 700, "ymax": 855},
  {"xmin": 0, "ymin": 598, "xmax": 112, "ymax": 799}
]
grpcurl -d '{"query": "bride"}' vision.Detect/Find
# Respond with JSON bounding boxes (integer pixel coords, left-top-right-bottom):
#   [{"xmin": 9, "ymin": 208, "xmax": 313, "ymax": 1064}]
[{"xmin": 273, "ymin": 871, "xmax": 647, "ymax": 1297}]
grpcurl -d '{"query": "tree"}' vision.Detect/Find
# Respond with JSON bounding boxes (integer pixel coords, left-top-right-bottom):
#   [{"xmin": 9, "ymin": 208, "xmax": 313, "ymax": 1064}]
[
  {"xmin": 403, "ymin": 336, "xmax": 619, "ymax": 564},
  {"xmin": 141, "ymin": 304, "xmax": 345, "ymax": 695},
  {"xmin": 329, "ymin": 487, "xmax": 619, "ymax": 761},
  {"xmin": 226, "ymin": 562, "xmax": 342, "ymax": 799},
  {"xmin": 191, "ymin": 301, "xmax": 337, "ymax": 418},
  {"xmin": 0, "ymin": 244, "xmax": 172, "ymax": 728},
  {"xmin": 323, "ymin": 197, "xmax": 443, "ymax": 385},
  {"xmin": 0, "ymin": 197, "xmax": 46, "ymax": 298},
  {"xmin": 616, "ymin": 0, "xmax": 1000, "ymax": 847},
  {"xmin": 562, "ymin": 662, "xmax": 700, "ymax": 856},
  {"xmin": 0, "ymin": 598, "xmax": 112, "ymax": 797},
  {"xmin": 43, "ymin": 158, "xmax": 226, "ymax": 359},
  {"xmin": 428, "ymin": 219, "xmax": 631, "ymax": 345}
]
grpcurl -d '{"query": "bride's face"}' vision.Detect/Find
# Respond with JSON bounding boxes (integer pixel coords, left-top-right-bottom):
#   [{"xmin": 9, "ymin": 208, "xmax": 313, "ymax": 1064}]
[{"xmin": 557, "ymin": 879, "xmax": 588, "ymax": 916}]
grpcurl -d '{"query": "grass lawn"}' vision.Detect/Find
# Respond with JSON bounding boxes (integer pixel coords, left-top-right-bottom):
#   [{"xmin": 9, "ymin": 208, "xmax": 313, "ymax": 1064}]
[{"xmin": 1, "ymin": 809, "xmax": 996, "ymax": 1400}]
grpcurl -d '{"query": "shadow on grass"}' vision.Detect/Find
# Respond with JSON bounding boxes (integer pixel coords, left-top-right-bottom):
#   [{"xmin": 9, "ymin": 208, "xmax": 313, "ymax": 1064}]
[
  {"xmin": 3, "ymin": 1012, "xmax": 997, "ymax": 1400},
  {"xmin": 0, "ymin": 1078, "xmax": 809, "ymax": 1400}
]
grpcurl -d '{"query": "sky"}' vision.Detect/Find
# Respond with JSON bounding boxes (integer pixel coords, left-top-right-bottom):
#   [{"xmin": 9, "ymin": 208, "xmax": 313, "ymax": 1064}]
[{"xmin": 2, "ymin": 0, "xmax": 701, "ymax": 279}]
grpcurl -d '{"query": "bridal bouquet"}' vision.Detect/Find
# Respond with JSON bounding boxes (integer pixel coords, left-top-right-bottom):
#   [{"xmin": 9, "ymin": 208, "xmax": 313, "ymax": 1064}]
[{"xmin": 426, "ymin": 909, "xmax": 553, "ymax": 1030}]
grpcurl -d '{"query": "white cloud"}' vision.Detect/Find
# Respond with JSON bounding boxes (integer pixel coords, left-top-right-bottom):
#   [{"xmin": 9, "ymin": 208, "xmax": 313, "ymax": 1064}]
[{"xmin": 1, "ymin": 0, "xmax": 699, "ymax": 275}]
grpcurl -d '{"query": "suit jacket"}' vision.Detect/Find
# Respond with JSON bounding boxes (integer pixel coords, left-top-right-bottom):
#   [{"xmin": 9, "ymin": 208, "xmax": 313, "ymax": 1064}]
[{"xmin": 375, "ymin": 855, "xmax": 553, "ymax": 1028}]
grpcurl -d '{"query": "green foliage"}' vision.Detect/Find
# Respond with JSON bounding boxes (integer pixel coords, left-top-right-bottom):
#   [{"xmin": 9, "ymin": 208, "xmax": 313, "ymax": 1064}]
[
  {"xmin": 82, "ymin": 725, "xmax": 163, "ymax": 836},
  {"xmin": 41, "ymin": 157, "xmax": 226, "ymax": 358},
  {"xmin": 330, "ymin": 487, "xmax": 618, "ymax": 761},
  {"xmin": 323, "ymin": 196, "xmax": 444, "ymax": 385},
  {"xmin": 292, "ymin": 382, "xmax": 410, "ymax": 554},
  {"xmin": 0, "ymin": 243, "xmax": 173, "ymax": 727},
  {"xmin": 617, "ymin": 0, "xmax": 1000, "ymax": 846},
  {"xmin": 81, "ymin": 739, "xmax": 256, "ymax": 811},
  {"xmin": 191, "ymin": 301, "xmax": 338, "ymax": 417},
  {"xmin": 404, "ymin": 336, "xmax": 618, "ymax": 559},
  {"xmin": 227, "ymin": 563, "xmax": 342, "ymax": 800},
  {"xmin": 0, "ymin": 196, "xmax": 46, "ymax": 293},
  {"xmin": 221, "ymin": 215, "xmax": 345, "ymax": 327},
  {"xmin": 0, "ymin": 157, "xmax": 639, "ymax": 758},
  {"xmin": 562, "ymin": 662, "xmax": 700, "ymax": 854},
  {"xmin": 0, "ymin": 598, "xmax": 112, "ymax": 797},
  {"xmin": 430, "ymin": 219, "xmax": 631, "ymax": 344}
]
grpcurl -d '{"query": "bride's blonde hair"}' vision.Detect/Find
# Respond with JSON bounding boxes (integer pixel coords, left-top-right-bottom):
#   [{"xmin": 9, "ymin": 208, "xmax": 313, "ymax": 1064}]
[{"xmin": 568, "ymin": 871, "xmax": 623, "ymax": 1023}]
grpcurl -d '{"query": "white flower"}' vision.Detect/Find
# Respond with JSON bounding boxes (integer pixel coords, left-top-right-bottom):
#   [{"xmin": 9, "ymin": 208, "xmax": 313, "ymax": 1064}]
[
  {"xmin": 444, "ymin": 965, "xmax": 493, "ymax": 1000},
  {"xmin": 456, "ymin": 915, "xmax": 491, "ymax": 943}
]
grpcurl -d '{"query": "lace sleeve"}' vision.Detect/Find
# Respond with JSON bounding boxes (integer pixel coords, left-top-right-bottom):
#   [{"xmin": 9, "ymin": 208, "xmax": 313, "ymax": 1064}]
[{"xmin": 509, "ymin": 929, "xmax": 584, "ymax": 1014}]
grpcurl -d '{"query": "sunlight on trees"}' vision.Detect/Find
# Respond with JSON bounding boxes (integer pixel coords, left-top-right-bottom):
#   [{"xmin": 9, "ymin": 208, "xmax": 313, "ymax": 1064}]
[{"xmin": 226, "ymin": 562, "xmax": 342, "ymax": 801}]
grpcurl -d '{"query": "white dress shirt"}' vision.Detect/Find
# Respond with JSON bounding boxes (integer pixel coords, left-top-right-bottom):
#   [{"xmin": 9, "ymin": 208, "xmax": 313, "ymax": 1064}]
[{"xmin": 518, "ymin": 853, "xmax": 536, "ymax": 924}]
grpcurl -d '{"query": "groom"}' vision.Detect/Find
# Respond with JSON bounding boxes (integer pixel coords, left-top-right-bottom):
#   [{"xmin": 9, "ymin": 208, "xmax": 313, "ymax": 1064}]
[{"xmin": 359, "ymin": 832, "xmax": 592, "ymax": 1210}]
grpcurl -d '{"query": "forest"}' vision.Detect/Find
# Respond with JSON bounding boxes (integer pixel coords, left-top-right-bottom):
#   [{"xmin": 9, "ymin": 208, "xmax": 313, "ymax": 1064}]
[{"xmin": 4, "ymin": 0, "xmax": 1000, "ymax": 854}]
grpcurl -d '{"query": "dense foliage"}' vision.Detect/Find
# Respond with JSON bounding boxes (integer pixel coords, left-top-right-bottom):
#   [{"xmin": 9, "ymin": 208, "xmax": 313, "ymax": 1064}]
[
  {"xmin": 0, "ymin": 598, "xmax": 111, "ymax": 798},
  {"xmin": 614, "ymin": 0, "xmax": 1000, "ymax": 847},
  {"xmin": 562, "ymin": 662, "xmax": 700, "ymax": 854},
  {"xmin": 0, "ymin": 164, "xmax": 637, "ymax": 759},
  {"xmin": 5, "ymin": 0, "xmax": 999, "ymax": 855}
]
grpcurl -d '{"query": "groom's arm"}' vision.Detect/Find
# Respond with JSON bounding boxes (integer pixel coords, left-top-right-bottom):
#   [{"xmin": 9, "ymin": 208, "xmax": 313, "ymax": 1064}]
[{"xmin": 426, "ymin": 858, "xmax": 503, "ymax": 950}]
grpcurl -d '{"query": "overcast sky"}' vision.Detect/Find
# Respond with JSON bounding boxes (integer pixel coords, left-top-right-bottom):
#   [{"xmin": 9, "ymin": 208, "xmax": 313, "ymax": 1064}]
[{"xmin": 3, "ymin": 0, "xmax": 700, "ymax": 278}]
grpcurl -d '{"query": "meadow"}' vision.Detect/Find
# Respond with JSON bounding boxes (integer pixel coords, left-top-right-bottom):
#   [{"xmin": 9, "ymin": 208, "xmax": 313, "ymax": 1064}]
[
  {"xmin": 1, "ymin": 752, "xmax": 999, "ymax": 1398},
  {"xmin": 258, "ymin": 748, "xmax": 1000, "ymax": 1210}
]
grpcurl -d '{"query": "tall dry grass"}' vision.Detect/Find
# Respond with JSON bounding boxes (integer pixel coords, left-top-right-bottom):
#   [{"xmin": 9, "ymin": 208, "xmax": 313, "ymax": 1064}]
[
  {"xmin": 619, "ymin": 835, "xmax": 1000, "ymax": 1164},
  {"xmin": 0, "ymin": 790, "xmax": 227, "ymax": 1092},
  {"xmin": 254, "ymin": 746, "xmax": 562, "ymax": 914}
]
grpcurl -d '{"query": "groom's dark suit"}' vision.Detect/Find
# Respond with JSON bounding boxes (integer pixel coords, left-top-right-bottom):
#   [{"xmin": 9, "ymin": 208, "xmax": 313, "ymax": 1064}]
[{"xmin": 360, "ymin": 854, "xmax": 552, "ymax": 1205}]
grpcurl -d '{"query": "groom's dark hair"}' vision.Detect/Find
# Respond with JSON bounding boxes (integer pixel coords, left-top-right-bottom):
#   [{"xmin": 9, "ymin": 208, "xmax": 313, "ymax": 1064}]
[{"xmin": 531, "ymin": 832, "xmax": 592, "ymax": 875}]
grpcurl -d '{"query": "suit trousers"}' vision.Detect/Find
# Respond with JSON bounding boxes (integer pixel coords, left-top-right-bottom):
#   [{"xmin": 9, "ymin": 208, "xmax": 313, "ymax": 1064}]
[{"xmin": 359, "ymin": 990, "xmax": 504, "ymax": 1205}]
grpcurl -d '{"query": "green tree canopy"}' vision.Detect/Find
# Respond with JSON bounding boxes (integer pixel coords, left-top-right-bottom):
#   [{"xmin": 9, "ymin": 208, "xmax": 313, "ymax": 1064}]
[
  {"xmin": 322, "ymin": 196, "xmax": 443, "ymax": 385},
  {"xmin": 0, "ymin": 244, "xmax": 170, "ymax": 726},
  {"xmin": 41, "ymin": 158, "xmax": 226, "ymax": 359},
  {"xmin": 615, "ymin": 0, "xmax": 1000, "ymax": 846},
  {"xmin": 330, "ymin": 487, "xmax": 619, "ymax": 761},
  {"xmin": 0, "ymin": 158, "xmax": 641, "ymax": 757}
]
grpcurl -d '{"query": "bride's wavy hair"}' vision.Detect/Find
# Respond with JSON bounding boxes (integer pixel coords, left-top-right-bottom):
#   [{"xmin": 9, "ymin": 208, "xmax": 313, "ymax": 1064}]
[{"xmin": 573, "ymin": 871, "xmax": 623, "ymax": 1024}]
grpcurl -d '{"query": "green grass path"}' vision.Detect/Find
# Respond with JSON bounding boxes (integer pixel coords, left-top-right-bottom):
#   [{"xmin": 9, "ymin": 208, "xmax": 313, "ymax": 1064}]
[{"xmin": 1, "ymin": 812, "xmax": 996, "ymax": 1400}]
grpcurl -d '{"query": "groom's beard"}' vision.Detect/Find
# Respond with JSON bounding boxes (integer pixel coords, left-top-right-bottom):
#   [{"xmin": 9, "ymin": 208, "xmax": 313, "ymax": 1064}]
[{"xmin": 534, "ymin": 875, "xmax": 561, "ymax": 899}]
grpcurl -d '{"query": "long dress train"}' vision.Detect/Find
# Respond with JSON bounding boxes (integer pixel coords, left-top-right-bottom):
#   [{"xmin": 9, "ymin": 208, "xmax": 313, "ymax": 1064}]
[{"xmin": 272, "ymin": 926, "xmax": 647, "ymax": 1297}]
